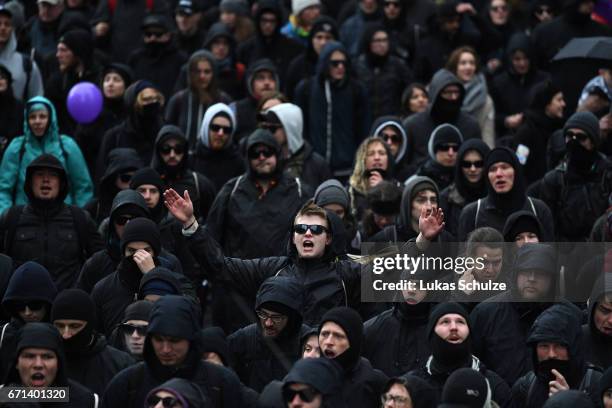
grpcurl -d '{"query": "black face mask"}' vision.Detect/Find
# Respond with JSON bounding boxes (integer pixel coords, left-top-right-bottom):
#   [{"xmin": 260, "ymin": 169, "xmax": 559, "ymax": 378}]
[
  {"xmin": 567, "ymin": 139, "xmax": 597, "ymax": 174},
  {"xmin": 432, "ymin": 97, "xmax": 461, "ymax": 122},
  {"xmin": 63, "ymin": 323, "xmax": 94, "ymax": 354},
  {"xmin": 145, "ymin": 41, "xmax": 167, "ymax": 54},
  {"xmin": 430, "ymin": 332, "xmax": 471, "ymax": 368},
  {"xmin": 536, "ymin": 358, "xmax": 572, "ymax": 383},
  {"xmin": 140, "ymin": 102, "xmax": 161, "ymax": 120}
]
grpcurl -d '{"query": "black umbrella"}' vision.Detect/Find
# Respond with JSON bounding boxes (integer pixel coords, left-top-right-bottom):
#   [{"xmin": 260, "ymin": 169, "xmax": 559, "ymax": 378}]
[{"xmin": 553, "ymin": 37, "xmax": 612, "ymax": 62}]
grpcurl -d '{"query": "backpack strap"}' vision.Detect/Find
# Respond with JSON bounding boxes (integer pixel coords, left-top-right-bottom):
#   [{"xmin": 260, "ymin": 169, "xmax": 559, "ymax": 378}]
[
  {"xmin": 192, "ymin": 172, "xmax": 200, "ymax": 200},
  {"xmin": 528, "ymin": 197, "xmax": 537, "ymax": 217},
  {"xmin": 21, "ymin": 54, "xmax": 32, "ymax": 99},
  {"xmin": 4, "ymin": 205, "xmax": 25, "ymax": 255},
  {"xmin": 230, "ymin": 175, "xmax": 243, "ymax": 199},
  {"xmin": 68, "ymin": 205, "xmax": 91, "ymax": 262},
  {"xmin": 294, "ymin": 177, "xmax": 302, "ymax": 198},
  {"xmin": 0, "ymin": 322, "xmax": 9, "ymax": 349},
  {"xmin": 474, "ymin": 198, "xmax": 481, "ymax": 228}
]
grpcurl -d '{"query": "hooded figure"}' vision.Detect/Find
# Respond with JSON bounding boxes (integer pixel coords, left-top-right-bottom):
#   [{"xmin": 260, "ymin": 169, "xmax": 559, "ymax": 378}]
[
  {"xmin": 490, "ymin": 32, "xmax": 550, "ymax": 138},
  {"xmin": 151, "ymin": 124, "xmax": 216, "ymax": 221},
  {"xmin": 282, "ymin": 357, "xmax": 346, "ymax": 408},
  {"xmin": 470, "ymin": 243, "xmax": 559, "ymax": 386},
  {"xmin": 418, "ymin": 123, "xmax": 464, "ymax": 190},
  {"xmin": 370, "ymin": 115, "xmax": 415, "ymax": 181},
  {"xmin": 201, "ymin": 22, "xmax": 245, "ymax": 100},
  {"xmin": 439, "ymin": 139, "xmax": 490, "ymax": 237},
  {"xmin": 540, "ymin": 111, "xmax": 612, "ymax": 241},
  {"xmin": 438, "ymin": 368, "xmax": 494, "ymax": 408},
  {"xmin": 408, "ymin": 302, "xmax": 511, "ymax": 406},
  {"xmin": 3, "ymin": 322, "xmax": 98, "ymax": 406},
  {"xmin": 542, "ymin": 390, "xmax": 595, "ymax": 408},
  {"xmin": 0, "ymin": 63, "xmax": 23, "ymax": 145},
  {"xmin": 231, "ymin": 58, "xmax": 280, "ymax": 140},
  {"xmin": 0, "ymin": 262, "xmax": 57, "ymax": 382},
  {"xmin": 265, "ymin": 103, "xmax": 332, "ymax": 187},
  {"xmin": 228, "ymin": 276, "xmax": 310, "ymax": 392},
  {"xmin": 165, "ymin": 50, "xmax": 231, "ymax": 152},
  {"xmin": 137, "ymin": 266, "xmax": 194, "ymax": 302},
  {"xmin": 457, "ymin": 147, "xmax": 555, "ymax": 241},
  {"xmin": 318, "ymin": 306, "xmax": 388, "ymax": 408},
  {"xmin": 50, "ymin": 288, "xmax": 134, "ymax": 395},
  {"xmin": 191, "ymin": 102, "xmax": 244, "ymax": 191},
  {"xmin": 381, "ymin": 374, "xmax": 438, "ymax": 408},
  {"xmin": 85, "ymin": 147, "xmax": 143, "ymax": 224},
  {"xmin": 502, "ymin": 210, "xmax": 544, "ymax": 244},
  {"xmin": 0, "ymin": 96, "xmax": 93, "ymax": 214},
  {"xmin": 285, "ymin": 15, "xmax": 338, "ymax": 100},
  {"xmin": 0, "ymin": 154, "xmax": 103, "ymax": 290},
  {"xmin": 581, "ymin": 275, "xmax": 612, "ymax": 369},
  {"xmin": 402, "ymin": 69, "xmax": 481, "ymax": 167},
  {"xmin": 96, "ymin": 80, "xmax": 165, "ymax": 181},
  {"xmin": 101, "ymin": 295, "xmax": 243, "ymax": 407},
  {"xmin": 354, "ymin": 24, "xmax": 414, "ymax": 119},
  {"xmin": 145, "ymin": 378, "xmax": 208, "ymax": 408},
  {"xmin": 511, "ymin": 302, "xmax": 602, "ymax": 408},
  {"xmin": 295, "ymin": 41, "xmax": 371, "ymax": 177}
]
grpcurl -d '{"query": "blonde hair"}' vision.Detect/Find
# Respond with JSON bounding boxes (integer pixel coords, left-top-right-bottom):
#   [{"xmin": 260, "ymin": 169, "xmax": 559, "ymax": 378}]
[{"xmin": 349, "ymin": 137, "xmax": 388, "ymax": 194}]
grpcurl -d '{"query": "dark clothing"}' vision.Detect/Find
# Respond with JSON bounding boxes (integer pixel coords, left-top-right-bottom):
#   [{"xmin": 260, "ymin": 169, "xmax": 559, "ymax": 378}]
[
  {"xmin": 65, "ymin": 334, "xmax": 135, "ymax": 395},
  {"xmin": 416, "ymin": 160, "xmax": 454, "ymax": 191},
  {"xmin": 582, "ymin": 275, "xmax": 612, "ymax": 369},
  {"xmin": 0, "ymin": 89, "xmax": 23, "ymax": 152},
  {"xmin": 539, "ymin": 158, "xmax": 612, "ymax": 241},
  {"xmin": 283, "ymin": 141, "xmax": 332, "ymax": 188},
  {"xmin": 363, "ymin": 303, "xmax": 432, "ymax": 377},
  {"xmin": 191, "ymin": 143, "xmax": 245, "ymax": 192},
  {"xmin": 128, "ymin": 42, "xmax": 187, "ymax": 100},
  {"xmin": 338, "ymin": 357, "xmax": 388, "ymax": 408}
]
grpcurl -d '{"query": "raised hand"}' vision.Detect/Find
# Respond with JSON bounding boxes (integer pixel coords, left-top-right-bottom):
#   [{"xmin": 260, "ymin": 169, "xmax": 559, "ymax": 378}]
[
  {"xmin": 133, "ymin": 249, "xmax": 155, "ymax": 274},
  {"xmin": 548, "ymin": 369, "xmax": 569, "ymax": 397},
  {"xmin": 164, "ymin": 189, "xmax": 195, "ymax": 227},
  {"xmin": 418, "ymin": 206, "xmax": 445, "ymax": 241}
]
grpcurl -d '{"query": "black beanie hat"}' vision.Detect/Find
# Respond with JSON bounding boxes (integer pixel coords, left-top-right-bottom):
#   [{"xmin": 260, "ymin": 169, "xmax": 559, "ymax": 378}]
[
  {"xmin": 140, "ymin": 279, "xmax": 179, "ymax": 298},
  {"xmin": 120, "ymin": 217, "xmax": 161, "ymax": 256},
  {"xmin": 319, "ymin": 307, "xmax": 363, "ymax": 371},
  {"xmin": 102, "ymin": 63, "xmax": 134, "ymax": 87},
  {"xmin": 51, "ymin": 289, "xmax": 96, "ymax": 325},
  {"xmin": 199, "ymin": 326, "xmax": 231, "ymax": 366},
  {"xmin": 367, "ymin": 180, "xmax": 402, "ymax": 216},
  {"xmin": 485, "ymin": 147, "xmax": 519, "ymax": 172},
  {"xmin": 129, "ymin": 167, "xmax": 164, "ymax": 191},
  {"xmin": 310, "ymin": 16, "xmax": 338, "ymax": 39},
  {"xmin": 563, "ymin": 111, "xmax": 600, "ymax": 147},
  {"xmin": 504, "ymin": 211, "xmax": 542, "ymax": 242},
  {"xmin": 426, "ymin": 302, "xmax": 471, "ymax": 339},
  {"xmin": 529, "ymin": 80, "xmax": 562, "ymax": 111},
  {"xmin": 439, "ymin": 368, "xmax": 492, "ymax": 408},
  {"xmin": 542, "ymin": 390, "xmax": 595, "ymax": 408},
  {"xmin": 515, "ymin": 243, "xmax": 556, "ymax": 276},
  {"xmin": 123, "ymin": 300, "xmax": 154, "ymax": 322},
  {"xmin": 59, "ymin": 29, "xmax": 94, "ymax": 63}
]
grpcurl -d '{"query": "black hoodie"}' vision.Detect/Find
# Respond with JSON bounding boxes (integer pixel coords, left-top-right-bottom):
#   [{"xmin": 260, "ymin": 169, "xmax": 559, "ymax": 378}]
[
  {"xmin": 582, "ymin": 275, "xmax": 612, "ymax": 369},
  {"xmin": 228, "ymin": 276, "xmax": 310, "ymax": 392},
  {"xmin": 100, "ymin": 296, "xmax": 243, "ymax": 408},
  {"xmin": 3, "ymin": 322, "xmax": 98, "ymax": 407}
]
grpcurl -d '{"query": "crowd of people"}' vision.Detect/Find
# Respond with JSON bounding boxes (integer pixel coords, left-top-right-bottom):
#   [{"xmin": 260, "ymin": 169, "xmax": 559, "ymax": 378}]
[{"xmin": 1, "ymin": 0, "xmax": 612, "ymax": 406}]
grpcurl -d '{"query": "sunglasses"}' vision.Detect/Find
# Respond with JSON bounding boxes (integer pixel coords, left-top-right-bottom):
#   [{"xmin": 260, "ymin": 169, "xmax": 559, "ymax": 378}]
[
  {"xmin": 461, "ymin": 160, "xmax": 484, "ymax": 169},
  {"xmin": 293, "ymin": 224, "xmax": 328, "ymax": 235},
  {"xmin": 13, "ymin": 301, "xmax": 45, "ymax": 311},
  {"xmin": 329, "ymin": 59, "xmax": 346, "ymax": 68},
  {"xmin": 283, "ymin": 387, "xmax": 319, "ymax": 403},
  {"xmin": 118, "ymin": 173, "xmax": 133, "ymax": 183},
  {"xmin": 121, "ymin": 323, "xmax": 147, "ymax": 336},
  {"xmin": 256, "ymin": 310, "xmax": 285, "ymax": 323},
  {"xmin": 210, "ymin": 123, "xmax": 233, "ymax": 134},
  {"xmin": 144, "ymin": 31, "xmax": 165, "ymax": 39},
  {"xmin": 437, "ymin": 143, "xmax": 458, "ymax": 152},
  {"xmin": 146, "ymin": 395, "xmax": 179, "ymax": 408},
  {"xmin": 248, "ymin": 147, "xmax": 275, "ymax": 159},
  {"xmin": 566, "ymin": 131, "xmax": 589, "ymax": 143},
  {"xmin": 260, "ymin": 123, "xmax": 283, "ymax": 132},
  {"xmin": 114, "ymin": 215, "xmax": 134, "ymax": 226},
  {"xmin": 380, "ymin": 133, "xmax": 400, "ymax": 144},
  {"xmin": 159, "ymin": 144, "xmax": 185, "ymax": 155}
]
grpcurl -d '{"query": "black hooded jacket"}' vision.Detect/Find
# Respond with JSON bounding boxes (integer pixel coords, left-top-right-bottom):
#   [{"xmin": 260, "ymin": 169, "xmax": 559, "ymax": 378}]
[
  {"xmin": 3, "ymin": 322, "xmax": 98, "ymax": 407},
  {"xmin": 0, "ymin": 154, "xmax": 104, "ymax": 291},
  {"xmin": 101, "ymin": 296, "xmax": 243, "ymax": 408},
  {"xmin": 84, "ymin": 147, "xmax": 143, "ymax": 225},
  {"xmin": 439, "ymin": 139, "xmax": 490, "ymax": 237},
  {"xmin": 152, "ymin": 124, "xmax": 216, "ymax": 221},
  {"xmin": 236, "ymin": 0, "xmax": 304, "ymax": 84},
  {"xmin": 228, "ymin": 276, "xmax": 311, "ymax": 392},
  {"xmin": 582, "ymin": 275, "xmax": 612, "ymax": 370},
  {"xmin": 202, "ymin": 22, "xmax": 245, "ymax": 100},
  {"xmin": 402, "ymin": 69, "xmax": 481, "ymax": 166},
  {"xmin": 510, "ymin": 302, "xmax": 602, "ymax": 408}
]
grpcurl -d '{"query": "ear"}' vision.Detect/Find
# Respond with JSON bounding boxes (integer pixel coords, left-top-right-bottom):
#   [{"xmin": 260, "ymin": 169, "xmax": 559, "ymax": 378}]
[{"xmin": 325, "ymin": 234, "xmax": 332, "ymax": 245}]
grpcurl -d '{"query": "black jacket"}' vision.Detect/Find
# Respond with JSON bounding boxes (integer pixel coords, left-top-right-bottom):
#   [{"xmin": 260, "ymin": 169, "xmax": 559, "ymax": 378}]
[
  {"xmin": 101, "ymin": 296, "xmax": 243, "ymax": 408},
  {"xmin": 228, "ymin": 276, "xmax": 311, "ymax": 392},
  {"xmin": 582, "ymin": 275, "xmax": 612, "ymax": 370}
]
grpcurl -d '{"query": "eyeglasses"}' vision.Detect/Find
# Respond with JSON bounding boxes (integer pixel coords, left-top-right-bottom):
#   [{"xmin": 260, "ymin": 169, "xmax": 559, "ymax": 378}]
[
  {"xmin": 461, "ymin": 160, "xmax": 484, "ymax": 169},
  {"xmin": 565, "ymin": 131, "xmax": 589, "ymax": 143},
  {"xmin": 535, "ymin": 6, "xmax": 552, "ymax": 15},
  {"xmin": 256, "ymin": 310, "xmax": 286, "ymax": 324},
  {"xmin": 209, "ymin": 124, "xmax": 233, "ymax": 134},
  {"xmin": 146, "ymin": 395, "xmax": 179, "ymax": 408},
  {"xmin": 121, "ymin": 323, "xmax": 147, "ymax": 336},
  {"xmin": 144, "ymin": 31, "xmax": 165, "ymax": 39},
  {"xmin": 437, "ymin": 143, "xmax": 458, "ymax": 152},
  {"xmin": 381, "ymin": 393, "xmax": 411, "ymax": 405},
  {"xmin": 114, "ymin": 215, "xmax": 134, "ymax": 226},
  {"xmin": 159, "ymin": 144, "xmax": 185, "ymax": 155},
  {"xmin": 260, "ymin": 123, "xmax": 283, "ymax": 132},
  {"xmin": 13, "ymin": 301, "xmax": 45, "ymax": 311},
  {"xmin": 329, "ymin": 59, "xmax": 346, "ymax": 68},
  {"xmin": 383, "ymin": 1, "xmax": 400, "ymax": 8},
  {"xmin": 248, "ymin": 147, "xmax": 275, "ymax": 159},
  {"xmin": 491, "ymin": 5, "xmax": 508, "ymax": 12},
  {"xmin": 118, "ymin": 173, "xmax": 133, "ymax": 183},
  {"xmin": 283, "ymin": 387, "xmax": 319, "ymax": 403},
  {"xmin": 293, "ymin": 224, "xmax": 328, "ymax": 235},
  {"xmin": 380, "ymin": 133, "xmax": 401, "ymax": 144}
]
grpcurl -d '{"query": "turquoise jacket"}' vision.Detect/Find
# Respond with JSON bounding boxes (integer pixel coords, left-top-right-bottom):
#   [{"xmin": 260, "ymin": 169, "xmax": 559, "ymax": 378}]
[{"xmin": 0, "ymin": 96, "xmax": 93, "ymax": 213}]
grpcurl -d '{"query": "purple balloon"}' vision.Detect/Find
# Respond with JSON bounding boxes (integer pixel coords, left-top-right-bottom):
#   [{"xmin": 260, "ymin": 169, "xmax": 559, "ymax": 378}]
[{"xmin": 67, "ymin": 82, "xmax": 103, "ymax": 124}]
